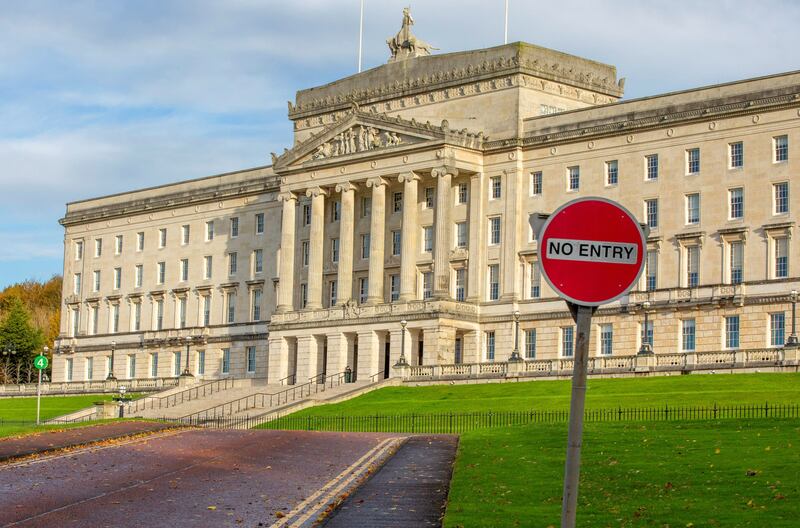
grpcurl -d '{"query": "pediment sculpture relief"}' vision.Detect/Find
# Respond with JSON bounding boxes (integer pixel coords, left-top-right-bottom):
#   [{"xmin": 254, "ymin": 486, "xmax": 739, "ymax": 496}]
[{"xmin": 311, "ymin": 125, "xmax": 409, "ymax": 160}]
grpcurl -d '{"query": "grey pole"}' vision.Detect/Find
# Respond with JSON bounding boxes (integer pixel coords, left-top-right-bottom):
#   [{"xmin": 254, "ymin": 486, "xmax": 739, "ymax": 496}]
[
  {"xmin": 786, "ymin": 290, "xmax": 798, "ymax": 347},
  {"xmin": 561, "ymin": 302, "xmax": 595, "ymax": 528},
  {"xmin": 37, "ymin": 346, "xmax": 48, "ymax": 426}
]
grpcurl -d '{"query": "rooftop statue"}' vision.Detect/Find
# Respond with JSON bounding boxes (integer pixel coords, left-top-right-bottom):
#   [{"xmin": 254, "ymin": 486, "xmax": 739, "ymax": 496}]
[{"xmin": 387, "ymin": 7, "xmax": 437, "ymax": 62}]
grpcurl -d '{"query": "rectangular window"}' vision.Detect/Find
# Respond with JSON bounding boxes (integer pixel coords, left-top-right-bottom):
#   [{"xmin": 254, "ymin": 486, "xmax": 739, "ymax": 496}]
[
  {"xmin": 329, "ymin": 280, "xmax": 337, "ymax": 306},
  {"xmin": 600, "ymin": 324, "xmax": 613, "ymax": 356},
  {"xmin": 358, "ymin": 278, "xmax": 368, "ymax": 304},
  {"xmin": 422, "ymin": 271, "xmax": 433, "ymax": 300},
  {"xmin": 181, "ymin": 225, "xmax": 190, "ymax": 245},
  {"xmin": 113, "ymin": 267, "xmax": 121, "ymax": 290},
  {"xmin": 90, "ymin": 306, "xmax": 98, "ymax": 335},
  {"xmin": 254, "ymin": 249, "xmax": 263, "ymax": 273},
  {"xmin": 301, "ymin": 241, "xmax": 310, "ymax": 267},
  {"xmin": 531, "ymin": 171, "xmax": 543, "ymax": 195},
  {"xmin": 775, "ymin": 237, "xmax": 789, "ymax": 278},
  {"xmin": 525, "ymin": 329, "xmax": 536, "ymax": 359},
  {"xmin": 729, "ymin": 188, "xmax": 744, "ymax": 219},
  {"xmin": 331, "ymin": 200, "xmax": 341, "ymax": 222},
  {"xmin": 197, "ymin": 350, "xmax": 205, "ymax": 376},
  {"xmin": 159, "ymin": 228, "xmax": 167, "ymax": 248},
  {"xmin": 530, "ymin": 263, "xmax": 541, "ymax": 299},
  {"xmin": 204, "ymin": 255, "xmax": 213, "ymax": 280},
  {"xmin": 180, "ymin": 259, "xmax": 189, "ymax": 281},
  {"xmin": 605, "ymin": 161, "xmax": 618, "ymax": 185},
  {"xmin": 567, "ymin": 166, "xmax": 580, "ymax": 191},
  {"xmin": 111, "ymin": 303, "xmax": 119, "ymax": 333},
  {"xmin": 425, "ymin": 187, "xmax": 435, "ymax": 208},
  {"xmin": 75, "ymin": 240, "xmax": 84, "ymax": 260},
  {"xmin": 71, "ymin": 308, "xmax": 80, "ymax": 337},
  {"xmin": 93, "ymin": 270, "xmax": 100, "ymax": 292},
  {"xmin": 455, "ymin": 269, "xmax": 466, "ymax": 301},
  {"xmin": 230, "ymin": 217, "xmax": 239, "ymax": 237},
  {"xmin": 390, "ymin": 275, "xmax": 400, "ymax": 302},
  {"xmin": 393, "ymin": 192, "xmax": 403, "ymax": 213},
  {"xmin": 456, "ymin": 222, "xmax": 468, "ymax": 248},
  {"xmin": 252, "ymin": 289, "xmax": 262, "ymax": 321},
  {"xmin": 645, "ymin": 250, "xmax": 658, "ymax": 291},
  {"xmin": 246, "ymin": 346, "xmax": 256, "ymax": 373},
  {"xmin": 488, "ymin": 264, "xmax": 500, "ymax": 301},
  {"xmin": 454, "ymin": 337, "xmax": 463, "ymax": 364},
  {"xmin": 331, "ymin": 238, "xmax": 340, "ymax": 262},
  {"xmin": 686, "ymin": 193, "xmax": 700, "ymax": 225},
  {"xmin": 228, "ymin": 252, "xmax": 237, "ymax": 275},
  {"xmin": 486, "ymin": 331, "xmax": 495, "ymax": 361},
  {"xmin": 149, "ymin": 353, "xmax": 158, "ymax": 377},
  {"xmin": 729, "ymin": 142, "xmax": 743, "ymax": 169},
  {"xmin": 178, "ymin": 297, "xmax": 186, "ymax": 329},
  {"xmin": 686, "ymin": 245, "xmax": 700, "ymax": 288},
  {"xmin": 135, "ymin": 264, "xmax": 143, "ymax": 288},
  {"xmin": 489, "ymin": 217, "xmax": 501, "ymax": 245},
  {"xmin": 645, "ymin": 154, "xmax": 659, "ymax": 181},
  {"xmin": 136, "ymin": 232, "xmax": 144, "ymax": 251},
  {"xmin": 221, "ymin": 348, "xmax": 230, "ymax": 374},
  {"xmin": 682, "ymin": 319, "xmax": 696, "ymax": 351},
  {"xmin": 457, "ymin": 183, "xmax": 468, "ymax": 204},
  {"xmin": 641, "ymin": 320, "xmax": 653, "ymax": 348},
  {"xmin": 645, "ymin": 199, "xmax": 658, "ymax": 229},
  {"xmin": 255, "ymin": 213, "xmax": 265, "ymax": 234},
  {"xmin": 729, "ymin": 241, "xmax": 744, "ymax": 285},
  {"xmin": 362, "ymin": 196, "xmax": 372, "ymax": 217},
  {"xmin": 202, "ymin": 295, "xmax": 211, "ymax": 326},
  {"xmin": 132, "ymin": 302, "xmax": 141, "ymax": 331},
  {"xmin": 774, "ymin": 182, "xmax": 789, "ymax": 214},
  {"xmin": 73, "ymin": 273, "xmax": 81, "ymax": 295},
  {"xmin": 94, "ymin": 238, "xmax": 103, "ymax": 257},
  {"xmin": 391, "ymin": 231, "xmax": 401, "ymax": 256},
  {"xmin": 361, "ymin": 234, "xmax": 371, "ymax": 259},
  {"xmin": 423, "ymin": 226, "xmax": 433, "ymax": 252},
  {"xmin": 725, "ymin": 315, "xmax": 740, "ymax": 349},
  {"xmin": 114, "ymin": 235, "xmax": 123, "ymax": 255},
  {"xmin": 173, "ymin": 351, "xmax": 181, "ymax": 377},
  {"xmin": 561, "ymin": 327, "xmax": 574, "ymax": 357},
  {"xmin": 774, "ymin": 135, "xmax": 788, "ymax": 162},
  {"xmin": 86, "ymin": 356, "xmax": 94, "ymax": 380},
  {"xmin": 302, "ymin": 204, "xmax": 311, "ymax": 226},
  {"xmin": 770, "ymin": 313, "xmax": 786, "ymax": 347},
  {"xmin": 226, "ymin": 292, "xmax": 236, "ymax": 324},
  {"xmin": 65, "ymin": 358, "xmax": 73, "ymax": 382},
  {"xmin": 300, "ymin": 283, "xmax": 308, "ymax": 308},
  {"xmin": 155, "ymin": 299, "xmax": 164, "ymax": 330},
  {"xmin": 127, "ymin": 355, "xmax": 136, "ymax": 379},
  {"xmin": 490, "ymin": 176, "xmax": 502, "ymax": 199},
  {"xmin": 157, "ymin": 261, "xmax": 166, "ymax": 285},
  {"xmin": 687, "ymin": 148, "xmax": 700, "ymax": 174},
  {"xmin": 205, "ymin": 221, "xmax": 214, "ymax": 241}
]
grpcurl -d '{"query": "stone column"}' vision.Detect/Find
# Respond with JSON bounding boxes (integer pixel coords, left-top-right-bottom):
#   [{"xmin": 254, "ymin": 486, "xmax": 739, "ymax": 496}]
[
  {"xmin": 305, "ymin": 187, "xmax": 327, "ymax": 310},
  {"xmin": 295, "ymin": 335, "xmax": 320, "ymax": 382},
  {"xmin": 502, "ymin": 167, "xmax": 523, "ymax": 301},
  {"xmin": 356, "ymin": 329, "xmax": 380, "ymax": 381},
  {"xmin": 277, "ymin": 192, "xmax": 297, "ymax": 313},
  {"xmin": 326, "ymin": 333, "xmax": 349, "ymax": 376},
  {"xmin": 432, "ymin": 167, "xmax": 456, "ymax": 299},
  {"xmin": 267, "ymin": 335, "xmax": 289, "ymax": 384},
  {"xmin": 467, "ymin": 173, "xmax": 485, "ymax": 302},
  {"xmin": 335, "ymin": 183, "xmax": 356, "ymax": 305},
  {"xmin": 398, "ymin": 172, "xmax": 420, "ymax": 301},
  {"xmin": 366, "ymin": 177, "xmax": 388, "ymax": 304}
]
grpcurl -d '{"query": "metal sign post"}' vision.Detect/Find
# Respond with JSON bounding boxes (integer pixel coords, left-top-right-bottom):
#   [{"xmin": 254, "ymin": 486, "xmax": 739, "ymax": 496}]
[{"xmin": 33, "ymin": 352, "xmax": 49, "ymax": 426}]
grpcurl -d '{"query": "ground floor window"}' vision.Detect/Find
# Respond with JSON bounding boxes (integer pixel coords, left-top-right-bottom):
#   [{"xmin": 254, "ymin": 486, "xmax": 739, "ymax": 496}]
[
  {"xmin": 600, "ymin": 324, "xmax": 613, "ymax": 355},
  {"xmin": 65, "ymin": 358, "xmax": 73, "ymax": 382},
  {"xmin": 485, "ymin": 331, "xmax": 495, "ymax": 361},
  {"xmin": 197, "ymin": 350, "xmax": 206, "ymax": 376},
  {"xmin": 173, "ymin": 351, "xmax": 181, "ymax": 376},
  {"xmin": 525, "ymin": 329, "xmax": 536, "ymax": 359},
  {"xmin": 150, "ymin": 353, "xmax": 158, "ymax": 378},
  {"xmin": 682, "ymin": 319, "xmax": 696, "ymax": 351},
  {"xmin": 725, "ymin": 316, "xmax": 740, "ymax": 349},
  {"xmin": 222, "ymin": 348, "xmax": 230, "ymax": 374},
  {"xmin": 247, "ymin": 346, "xmax": 256, "ymax": 373},
  {"xmin": 770, "ymin": 313, "xmax": 785, "ymax": 347},
  {"xmin": 561, "ymin": 327, "xmax": 574, "ymax": 357}
]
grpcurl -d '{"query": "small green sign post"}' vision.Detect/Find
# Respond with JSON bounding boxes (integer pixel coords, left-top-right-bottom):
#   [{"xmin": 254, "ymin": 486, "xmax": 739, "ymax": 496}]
[{"xmin": 34, "ymin": 352, "xmax": 49, "ymax": 425}]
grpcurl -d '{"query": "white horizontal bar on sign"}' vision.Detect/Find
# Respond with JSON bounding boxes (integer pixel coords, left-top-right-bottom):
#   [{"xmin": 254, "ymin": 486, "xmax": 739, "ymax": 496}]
[{"xmin": 545, "ymin": 238, "xmax": 638, "ymax": 264}]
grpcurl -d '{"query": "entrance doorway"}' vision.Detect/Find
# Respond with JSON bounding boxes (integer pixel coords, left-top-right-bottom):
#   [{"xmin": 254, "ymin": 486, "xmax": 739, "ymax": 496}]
[
  {"xmin": 383, "ymin": 341, "xmax": 390, "ymax": 379},
  {"xmin": 454, "ymin": 336, "xmax": 463, "ymax": 364},
  {"xmin": 417, "ymin": 340, "xmax": 424, "ymax": 366}
]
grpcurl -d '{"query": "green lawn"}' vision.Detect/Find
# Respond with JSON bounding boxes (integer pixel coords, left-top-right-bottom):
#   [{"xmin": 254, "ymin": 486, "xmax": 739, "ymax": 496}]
[
  {"xmin": 0, "ymin": 394, "xmax": 133, "ymax": 438},
  {"xmin": 284, "ymin": 372, "xmax": 800, "ymax": 417},
  {"xmin": 445, "ymin": 419, "xmax": 800, "ymax": 527}
]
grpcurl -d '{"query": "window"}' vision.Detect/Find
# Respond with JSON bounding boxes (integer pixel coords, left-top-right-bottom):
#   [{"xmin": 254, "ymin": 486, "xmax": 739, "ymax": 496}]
[
  {"xmin": 73, "ymin": 273, "xmax": 81, "ymax": 295},
  {"xmin": 135, "ymin": 265, "xmax": 143, "ymax": 288},
  {"xmin": 605, "ymin": 161, "xmax": 618, "ymax": 186},
  {"xmin": 180, "ymin": 259, "xmax": 189, "ymax": 281},
  {"xmin": 230, "ymin": 217, "xmax": 239, "ymax": 237},
  {"xmin": 729, "ymin": 241, "xmax": 744, "ymax": 285},
  {"xmin": 136, "ymin": 232, "xmax": 144, "ymax": 251},
  {"xmin": 157, "ymin": 261, "xmax": 166, "ymax": 285},
  {"xmin": 252, "ymin": 289, "xmax": 262, "ymax": 321},
  {"xmin": 302, "ymin": 204, "xmax": 311, "ymax": 226},
  {"xmin": 155, "ymin": 299, "xmax": 164, "ymax": 330},
  {"xmin": 490, "ymin": 176, "xmax": 502, "ymax": 199},
  {"xmin": 111, "ymin": 303, "xmax": 119, "ymax": 333},
  {"xmin": 94, "ymin": 238, "xmax": 103, "ymax": 257},
  {"xmin": 489, "ymin": 217, "xmax": 501, "ymax": 245},
  {"xmin": 486, "ymin": 331, "xmax": 495, "ymax": 361},
  {"xmin": 221, "ymin": 348, "xmax": 230, "ymax": 374},
  {"xmin": 393, "ymin": 192, "xmax": 403, "ymax": 213},
  {"xmin": 641, "ymin": 320, "xmax": 653, "ymax": 349},
  {"xmin": 361, "ymin": 196, "xmax": 372, "ymax": 217},
  {"xmin": 113, "ymin": 267, "xmax": 121, "ymax": 290},
  {"xmin": 255, "ymin": 213, "xmax": 265, "ymax": 234},
  {"xmin": 530, "ymin": 263, "xmax": 541, "ymax": 299},
  {"xmin": 254, "ymin": 249, "xmax": 263, "ymax": 273},
  {"xmin": 300, "ymin": 283, "xmax": 308, "ymax": 308},
  {"xmin": 729, "ymin": 142, "xmax": 743, "ymax": 169},
  {"xmin": 525, "ymin": 329, "xmax": 536, "ymax": 359},
  {"xmin": 127, "ymin": 355, "xmax": 136, "ymax": 379},
  {"xmin": 331, "ymin": 200, "xmax": 341, "ymax": 222},
  {"xmin": 645, "ymin": 199, "xmax": 658, "ymax": 229},
  {"xmin": 331, "ymin": 238, "xmax": 340, "ymax": 262},
  {"xmin": 531, "ymin": 171, "xmax": 543, "ymax": 195},
  {"xmin": 391, "ymin": 231, "xmax": 401, "ymax": 256},
  {"xmin": 456, "ymin": 222, "xmax": 468, "ymax": 248},
  {"xmin": 181, "ymin": 225, "xmax": 190, "ymax": 245},
  {"xmin": 71, "ymin": 308, "xmax": 80, "ymax": 337},
  {"xmin": 457, "ymin": 183, "xmax": 468, "ymax": 204},
  {"xmin": 114, "ymin": 235, "xmax": 123, "ymax": 255},
  {"xmin": 75, "ymin": 240, "xmax": 84, "ymax": 260},
  {"xmin": 422, "ymin": 272, "xmax": 433, "ymax": 300},
  {"xmin": 775, "ymin": 237, "xmax": 789, "ymax": 278},
  {"xmin": 455, "ymin": 337, "xmax": 463, "ymax": 364},
  {"xmin": 173, "ymin": 351, "xmax": 181, "ymax": 376},
  {"xmin": 90, "ymin": 305, "xmax": 98, "ymax": 335},
  {"xmin": 600, "ymin": 324, "xmax": 613, "ymax": 356},
  {"xmin": 488, "ymin": 264, "xmax": 500, "ymax": 301},
  {"xmin": 725, "ymin": 315, "xmax": 740, "ymax": 349},
  {"xmin": 686, "ymin": 193, "xmax": 700, "ymax": 225},
  {"xmin": 645, "ymin": 250, "xmax": 658, "ymax": 291},
  {"xmin": 561, "ymin": 327, "xmax": 574, "ymax": 357},
  {"xmin": 105, "ymin": 357, "xmax": 111, "ymax": 378},
  {"xmin": 686, "ymin": 245, "xmax": 700, "ymax": 287},
  {"xmin": 358, "ymin": 278, "xmax": 368, "ymax": 304},
  {"xmin": 390, "ymin": 275, "xmax": 400, "ymax": 302},
  {"xmin": 423, "ymin": 226, "xmax": 433, "ymax": 252},
  {"xmin": 329, "ymin": 280, "xmax": 337, "ymax": 306},
  {"xmin": 150, "ymin": 353, "xmax": 158, "ymax": 377},
  {"xmin": 65, "ymin": 358, "xmax": 73, "ymax": 382},
  {"xmin": 567, "ymin": 166, "xmax": 580, "ymax": 191},
  {"xmin": 301, "ymin": 241, "xmax": 310, "ymax": 267},
  {"xmin": 93, "ymin": 270, "xmax": 100, "ymax": 292},
  {"xmin": 132, "ymin": 302, "xmax": 141, "ymax": 331},
  {"xmin": 774, "ymin": 182, "xmax": 789, "ymax": 214},
  {"xmin": 645, "ymin": 154, "xmax": 659, "ymax": 180},
  {"xmin": 86, "ymin": 357, "xmax": 94, "ymax": 380},
  {"xmin": 204, "ymin": 256, "xmax": 213, "ymax": 280},
  {"xmin": 770, "ymin": 313, "xmax": 786, "ymax": 347},
  {"xmin": 158, "ymin": 228, "xmax": 167, "ymax": 248},
  {"xmin": 774, "ymin": 135, "xmax": 788, "ymax": 162},
  {"xmin": 228, "ymin": 252, "xmax": 238, "ymax": 275},
  {"xmin": 197, "ymin": 350, "xmax": 205, "ymax": 376},
  {"xmin": 205, "ymin": 221, "xmax": 214, "ymax": 241},
  {"xmin": 424, "ymin": 187, "xmax": 435, "ymax": 208},
  {"xmin": 361, "ymin": 234, "xmax": 371, "ymax": 259},
  {"xmin": 687, "ymin": 148, "xmax": 700, "ymax": 174},
  {"xmin": 226, "ymin": 292, "xmax": 236, "ymax": 324},
  {"xmin": 455, "ymin": 269, "xmax": 466, "ymax": 301},
  {"xmin": 247, "ymin": 346, "xmax": 257, "ymax": 373},
  {"xmin": 178, "ymin": 297, "xmax": 187, "ymax": 329},
  {"xmin": 682, "ymin": 319, "xmax": 696, "ymax": 351},
  {"xmin": 729, "ymin": 188, "xmax": 744, "ymax": 219},
  {"xmin": 202, "ymin": 295, "xmax": 211, "ymax": 326}
]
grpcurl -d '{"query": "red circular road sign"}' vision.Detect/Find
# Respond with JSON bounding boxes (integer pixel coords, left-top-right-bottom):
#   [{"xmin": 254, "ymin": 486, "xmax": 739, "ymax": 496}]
[{"xmin": 539, "ymin": 197, "xmax": 646, "ymax": 306}]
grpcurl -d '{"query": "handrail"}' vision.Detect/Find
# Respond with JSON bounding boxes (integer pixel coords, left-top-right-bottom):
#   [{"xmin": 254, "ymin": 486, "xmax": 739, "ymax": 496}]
[
  {"xmin": 369, "ymin": 370, "xmax": 386, "ymax": 383},
  {"xmin": 128, "ymin": 377, "xmax": 236, "ymax": 413},
  {"xmin": 278, "ymin": 373, "xmax": 297, "ymax": 386}
]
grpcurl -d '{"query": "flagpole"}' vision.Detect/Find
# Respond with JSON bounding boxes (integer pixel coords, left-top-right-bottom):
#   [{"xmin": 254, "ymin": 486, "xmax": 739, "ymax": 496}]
[
  {"xmin": 504, "ymin": 0, "xmax": 509, "ymax": 44},
  {"xmin": 358, "ymin": 0, "xmax": 364, "ymax": 72}
]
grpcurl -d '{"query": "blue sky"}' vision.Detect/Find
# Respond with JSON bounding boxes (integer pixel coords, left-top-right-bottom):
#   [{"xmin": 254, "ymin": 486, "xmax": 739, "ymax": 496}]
[{"xmin": 1, "ymin": 0, "xmax": 798, "ymax": 289}]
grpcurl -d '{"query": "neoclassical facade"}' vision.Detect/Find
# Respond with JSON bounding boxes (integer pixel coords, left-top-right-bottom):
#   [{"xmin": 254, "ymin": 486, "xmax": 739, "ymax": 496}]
[{"xmin": 52, "ymin": 24, "xmax": 800, "ymax": 384}]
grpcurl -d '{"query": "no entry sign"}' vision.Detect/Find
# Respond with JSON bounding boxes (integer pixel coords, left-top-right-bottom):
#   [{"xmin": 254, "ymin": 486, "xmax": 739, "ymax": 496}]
[{"xmin": 539, "ymin": 197, "xmax": 646, "ymax": 306}]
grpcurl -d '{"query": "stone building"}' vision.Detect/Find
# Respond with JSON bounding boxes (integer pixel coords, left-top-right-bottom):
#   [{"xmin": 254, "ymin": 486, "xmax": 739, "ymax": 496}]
[{"xmin": 52, "ymin": 15, "xmax": 799, "ymax": 384}]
